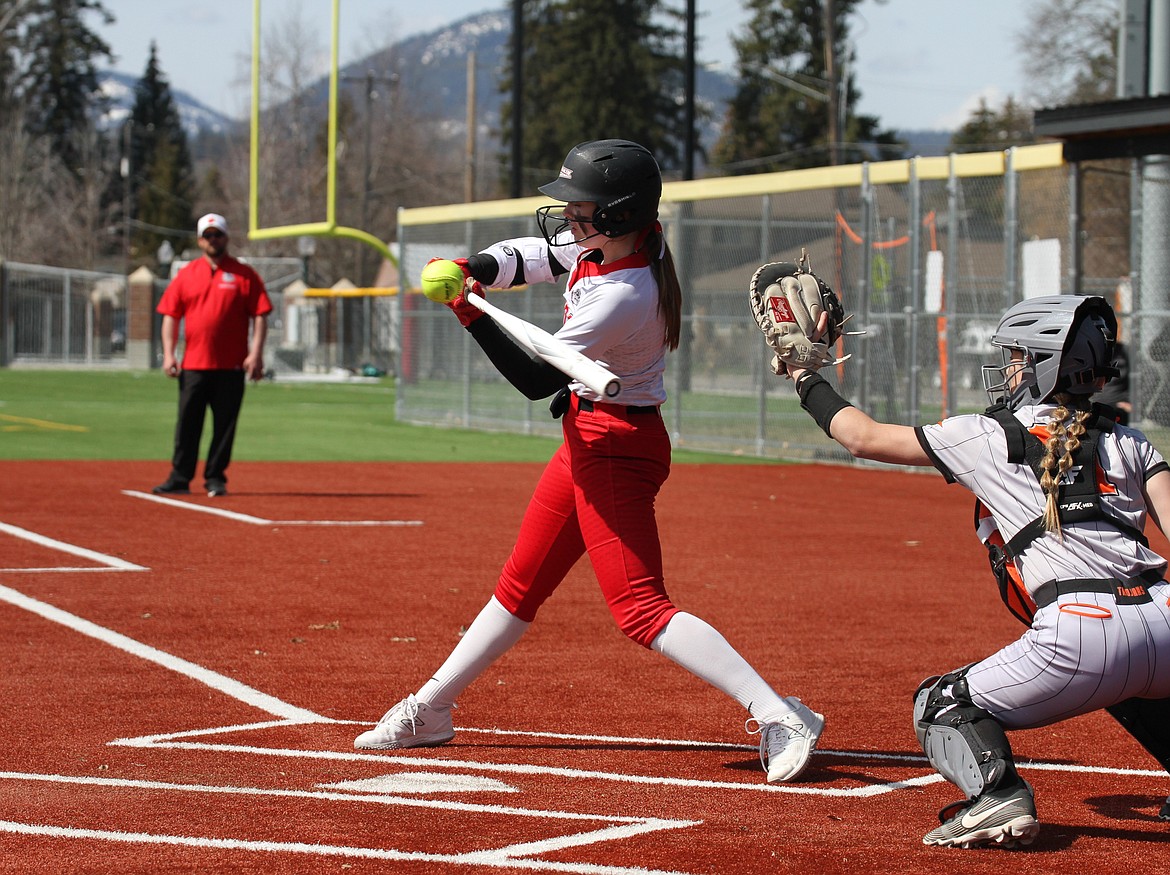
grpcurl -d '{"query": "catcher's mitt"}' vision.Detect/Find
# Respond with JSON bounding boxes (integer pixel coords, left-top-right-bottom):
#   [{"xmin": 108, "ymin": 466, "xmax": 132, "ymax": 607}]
[{"xmin": 748, "ymin": 253, "xmax": 851, "ymax": 374}]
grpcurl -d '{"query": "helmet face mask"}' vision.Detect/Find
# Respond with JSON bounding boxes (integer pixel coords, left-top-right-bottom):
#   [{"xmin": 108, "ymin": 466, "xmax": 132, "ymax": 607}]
[
  {"xmin": 537, "ymin": 139, "xmax": 661, "ymax": 245},
  {"xmin": 983, "ymin": 295, "xmax": 1118, "ymax": 410}
]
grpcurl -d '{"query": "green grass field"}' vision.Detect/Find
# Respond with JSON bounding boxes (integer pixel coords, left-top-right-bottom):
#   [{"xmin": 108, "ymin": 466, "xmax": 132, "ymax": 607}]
[{"xmin": 0, "ymin": 370, "xmax": 780, "ymax": 464}]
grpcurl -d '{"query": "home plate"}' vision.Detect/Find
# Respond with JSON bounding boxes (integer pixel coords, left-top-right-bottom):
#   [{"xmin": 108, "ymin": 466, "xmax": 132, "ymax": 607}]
[{"xmin": 319, "ymin": 772, "xmax": 519, "ymax": 795}]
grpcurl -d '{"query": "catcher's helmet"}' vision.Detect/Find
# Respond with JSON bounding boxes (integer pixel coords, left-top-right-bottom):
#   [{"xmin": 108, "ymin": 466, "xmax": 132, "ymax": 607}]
[
  {"xmin": 536, "ymin": 139, "xmax": 662, "ymax": 240},
  {"xmin": 982, "ymin": 294, "xmax": 1118, "ymax": 410}
]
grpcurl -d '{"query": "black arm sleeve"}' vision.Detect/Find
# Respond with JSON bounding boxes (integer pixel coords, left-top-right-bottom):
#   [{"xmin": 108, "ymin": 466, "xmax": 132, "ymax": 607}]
[
  {"xmin": 464, "ymin": 253, "xmax": 500, "ymax": 284},
  {"xmin": 466, "ymin": 317, "xmax": 571, "ymax": 400}
]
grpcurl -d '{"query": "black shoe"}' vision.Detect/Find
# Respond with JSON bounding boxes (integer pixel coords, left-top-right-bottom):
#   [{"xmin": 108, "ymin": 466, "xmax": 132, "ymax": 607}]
[
  {"xmin": 206, "ymin": 481, "xmax": 227, "ymax": 497},
  {"xmin": 152, "ymin": 479, "xmax": 190, "ymax": 495}
]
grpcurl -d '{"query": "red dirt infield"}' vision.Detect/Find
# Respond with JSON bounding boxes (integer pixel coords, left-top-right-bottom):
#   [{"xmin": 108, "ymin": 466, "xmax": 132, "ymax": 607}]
[{"xmin": 1, "ymin": 460, "xmax": 1167, "ymax": 874}]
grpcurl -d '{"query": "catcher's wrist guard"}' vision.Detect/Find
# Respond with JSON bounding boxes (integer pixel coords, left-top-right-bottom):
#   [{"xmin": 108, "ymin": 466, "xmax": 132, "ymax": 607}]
[{"xmin": 796, "ymin": 372, "xmax": 853, "ymax": 437}]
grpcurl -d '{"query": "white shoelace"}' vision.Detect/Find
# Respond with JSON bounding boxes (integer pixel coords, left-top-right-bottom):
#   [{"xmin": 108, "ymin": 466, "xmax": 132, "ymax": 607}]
[
  {"xmin": 745, "ymin": 714, "xmax": 806, "ymax": 769},
  {"xmin": 379, "ymin": 693, "xmax": 421, "ymax": 731}
]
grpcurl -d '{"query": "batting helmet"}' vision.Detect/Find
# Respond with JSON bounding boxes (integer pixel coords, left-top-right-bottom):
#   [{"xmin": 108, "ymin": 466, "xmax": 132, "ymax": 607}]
[
  {"xmin": 982, "ymin": 294, "xmax": 1118, "ymax": 410},
  {"xmin": 536, "ymin": 139, "xmax": 662, "ymax": 240}
]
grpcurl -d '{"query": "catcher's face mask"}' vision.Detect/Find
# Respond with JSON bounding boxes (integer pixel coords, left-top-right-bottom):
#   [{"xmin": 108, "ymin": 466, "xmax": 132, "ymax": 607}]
[{"xmin": 982, "ymin": 348, "xmax": 1033, "ymax": 409}]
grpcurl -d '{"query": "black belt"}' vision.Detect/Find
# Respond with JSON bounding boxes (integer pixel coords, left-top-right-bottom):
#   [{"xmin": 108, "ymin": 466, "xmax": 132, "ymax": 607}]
[
  {"xmin": 1032, "ymin": 569, "xmax": 1163, "ymax": 609},
  {"xmin": 577, "ymin": 397, "xmax": 659, "ymax": 415}
]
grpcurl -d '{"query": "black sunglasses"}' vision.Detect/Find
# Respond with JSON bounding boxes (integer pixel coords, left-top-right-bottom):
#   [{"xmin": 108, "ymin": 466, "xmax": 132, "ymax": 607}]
[{"xmin": 202, "ymin": 230, "xmax": 226, "ymax": 240}]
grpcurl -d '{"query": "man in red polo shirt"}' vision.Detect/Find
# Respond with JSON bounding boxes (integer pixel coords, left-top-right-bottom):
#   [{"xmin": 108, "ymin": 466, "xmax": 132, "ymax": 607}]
[{"xmin": 152, "ymin": 213, "xmax": 272, "ymax": 497}]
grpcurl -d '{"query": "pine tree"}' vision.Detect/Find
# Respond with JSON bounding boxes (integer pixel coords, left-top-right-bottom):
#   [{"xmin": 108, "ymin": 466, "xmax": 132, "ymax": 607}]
[
  {"xmin": 711, "ymin": 0, "xmax": 900, "ymax": 174},
  {"xmin": 18, "ymin": 0, "xmax": 113, "ymax": 176},
  {"xmin": 500, "ymin": 0, "xmax": 689, "ymax": 190},
  {"xmin": 949, "ymin": 98, "xmax": 1035, "ymax": 154},
  {"xmin": 114, "ymin": 43, "xmax": 197, "ymax": 266}
]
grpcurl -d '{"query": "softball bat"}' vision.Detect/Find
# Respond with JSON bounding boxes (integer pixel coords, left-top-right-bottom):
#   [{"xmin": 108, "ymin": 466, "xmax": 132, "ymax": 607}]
[{"xmin": 465, "ymin": 292, "xmax": 621, "ymax": 398}]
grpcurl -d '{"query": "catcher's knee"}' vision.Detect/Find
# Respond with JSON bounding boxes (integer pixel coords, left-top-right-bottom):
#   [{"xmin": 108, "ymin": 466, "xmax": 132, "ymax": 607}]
[{"xmin": 913, "ymin": 669, "xmax": 1017, "ymax": 799}]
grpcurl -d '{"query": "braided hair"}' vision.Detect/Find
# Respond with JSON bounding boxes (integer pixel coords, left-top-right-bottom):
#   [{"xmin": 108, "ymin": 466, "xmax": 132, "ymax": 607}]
[{"xmin": 1038, "ymin": 392, "xmax": 1095, "ymax": 537}]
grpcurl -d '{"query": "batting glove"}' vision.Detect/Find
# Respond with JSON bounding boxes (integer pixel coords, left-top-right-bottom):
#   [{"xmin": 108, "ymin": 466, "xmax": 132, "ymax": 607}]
[{"xmin": 447, "ymin": 278, "xmax": 485, "ymax": 327}]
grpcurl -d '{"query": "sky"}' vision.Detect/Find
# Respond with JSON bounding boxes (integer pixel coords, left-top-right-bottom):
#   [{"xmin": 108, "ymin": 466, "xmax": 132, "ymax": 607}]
[{"xmin": 94, "ymin": 0, "xmax": 1030, "ymax": 132}]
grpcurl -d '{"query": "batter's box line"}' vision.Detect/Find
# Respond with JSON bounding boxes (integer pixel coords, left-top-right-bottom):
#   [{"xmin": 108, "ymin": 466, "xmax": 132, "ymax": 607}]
[
  {"xmin": 108, "ymin": 721, "xmax": 942, "ymax": 798},
  {"xmin": 0, "ymin": 520, "xmax": 148, "ymax": 573},
  {"xmin": 110, "ymin": 720, "xmax": 1170, "ymax": 796},
  {"xmin": 0, "ymin": 772, "xmax": 700, "ymax": 875},
  {"xmin": 122, "ymin": 490, "xmax": 423, "ymax": 527}
]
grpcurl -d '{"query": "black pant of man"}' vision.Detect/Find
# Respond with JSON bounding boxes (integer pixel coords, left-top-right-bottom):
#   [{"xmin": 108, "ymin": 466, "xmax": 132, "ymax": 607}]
[{"xmin": 167, "ymin": 369, "xmax": 246, "ymax": 491}]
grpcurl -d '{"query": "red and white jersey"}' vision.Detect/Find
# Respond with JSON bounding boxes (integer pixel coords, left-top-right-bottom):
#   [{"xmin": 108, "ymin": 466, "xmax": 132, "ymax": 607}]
[
  {"xmin": 916, "ymin": 403, "xmax": 1169, "ymax": 593},
  {"xmin": 157, "ymin": 255, "xmax": 272, "ymax": 369},
  {"xmin": 493, "ymin": 235, "xmax": 667, "ymax": 406}
]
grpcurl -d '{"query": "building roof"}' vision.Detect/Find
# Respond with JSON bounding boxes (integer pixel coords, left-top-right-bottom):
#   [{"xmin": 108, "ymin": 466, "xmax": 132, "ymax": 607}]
[{"xmin": 1033, "ymin": 94, "xmax": 1170, "ymax": 161}]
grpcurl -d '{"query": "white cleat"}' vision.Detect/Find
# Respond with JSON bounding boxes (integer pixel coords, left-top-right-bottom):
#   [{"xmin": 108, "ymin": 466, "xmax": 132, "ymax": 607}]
[
  {"xmin": 748, "ymin": 696, "xmax": 824, "ymax": 783},
  {"xmin": 354, "ymin": 693, "xmax": 455, "ymax": 750}
]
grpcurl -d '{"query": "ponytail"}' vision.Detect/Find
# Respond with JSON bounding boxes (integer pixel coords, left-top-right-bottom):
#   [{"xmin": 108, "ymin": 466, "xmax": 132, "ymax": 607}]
[{"xmin": 640, "ymin": 224, "xmax": 681, "ymax": 350}]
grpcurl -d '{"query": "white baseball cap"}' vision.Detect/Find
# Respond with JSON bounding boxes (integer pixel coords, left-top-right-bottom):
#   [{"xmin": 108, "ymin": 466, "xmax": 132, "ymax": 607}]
[{"xmin": 197, "ymin": 213, "xmax": 228, "ymax": 236}]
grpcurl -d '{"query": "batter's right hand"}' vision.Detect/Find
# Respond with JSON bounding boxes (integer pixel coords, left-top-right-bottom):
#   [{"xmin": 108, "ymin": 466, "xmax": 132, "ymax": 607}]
[{"xmin": 446, "ymin": 280, "xmax": 485, "ymax": 328}]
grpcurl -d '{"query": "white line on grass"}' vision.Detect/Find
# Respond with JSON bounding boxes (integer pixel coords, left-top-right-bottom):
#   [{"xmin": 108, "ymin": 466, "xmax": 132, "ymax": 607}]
[
  {"xmin": 0, "ymin": 521, "xmax": 148, "ymax": 572},
  {"xmin": 0, "ymin": 773, "xmax": 700, "ymax": 875},
  {"xmin": 0, "ymin": 820, "xmax": 697, "ymax": 875},
  {"xmin": 0, "ymin": 771, "xmax": 695, "ymax": 824},
  {"xmin": 122, "ymin": 490, "xmax": 423, "ymax": 526},
  {"xmin": 109, "ymin": 738, "xmax": 944, "ymax": 797},
  {"xmin": 0, "ymin": 584, "xmax": 323, "ymax": 723}
]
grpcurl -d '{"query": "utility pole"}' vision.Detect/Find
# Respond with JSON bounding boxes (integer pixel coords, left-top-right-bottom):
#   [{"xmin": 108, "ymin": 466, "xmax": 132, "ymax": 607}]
[
  {"xmin": 684, "ymin": 0, "xmax": 696, "ymax": 180},
  {"xmin": 341, "ymin": 69, "xmax": 397, "ymax": 366},
  {"xmin": 823, "ymin": 0, "xmax": 839, "ymax": 166},
  {"xmin": 121, "ymin": 120, "xmax": 133, "ymax": 277},
  {"xmin": 510, "ymin": 0, "xmax": 523, "ymax": 198},
  {"xmin": 466, "ymin": 51, "xmax": 477, "ymax": 202},
  {"xmin": 341, "ymin": 70, "xmax": 397, "ymax": 283}
]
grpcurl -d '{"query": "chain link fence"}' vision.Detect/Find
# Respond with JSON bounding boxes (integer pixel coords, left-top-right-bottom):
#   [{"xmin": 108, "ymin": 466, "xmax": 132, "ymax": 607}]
[
  {"xmin": 5, "ymin": 144, "xmax": 1169, "ymax": 462},
  {"xmin": 396, "ymin": 143, "xmax": 1170, "ymax": 460},
  {"xmin": 0, "ymin": 256, "xmax": 304, "ymax": 371}
]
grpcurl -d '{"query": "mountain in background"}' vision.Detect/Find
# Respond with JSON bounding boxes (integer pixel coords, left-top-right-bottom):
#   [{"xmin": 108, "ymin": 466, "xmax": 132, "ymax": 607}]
[
  {"xmin": 98, "ymin": 10, "xmax": 953, "ymax": 164},
  {"xmin": 97, "ymin": 70, "xmax": 235, "ymax": 137}
]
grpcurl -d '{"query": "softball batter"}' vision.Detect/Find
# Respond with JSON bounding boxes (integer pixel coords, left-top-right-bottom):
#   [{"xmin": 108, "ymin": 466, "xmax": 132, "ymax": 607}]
[
  {"xmin": 355, "ymin": 139, "xmax": 823, "ymax": 782},
  {"xmin": 786, "ymin": 294, "xmax": 1170, "ymax": 848}
]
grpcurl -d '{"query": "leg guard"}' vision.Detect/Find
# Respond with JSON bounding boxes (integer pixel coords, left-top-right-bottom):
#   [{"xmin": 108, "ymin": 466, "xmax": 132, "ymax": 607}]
[
  {"xmin": 913, "ymin": 669, "xmax": 1019, "ymax": 799},
  {"xmin": 1106, "ymin": 696, "xmax": 1170, "ymax": 772}
]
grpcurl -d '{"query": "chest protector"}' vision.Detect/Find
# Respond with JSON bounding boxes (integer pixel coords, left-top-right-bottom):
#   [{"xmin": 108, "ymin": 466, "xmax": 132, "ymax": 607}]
[{"xmin": 975, "ymin": 402, "xmax": 1147, "ymax": 624}]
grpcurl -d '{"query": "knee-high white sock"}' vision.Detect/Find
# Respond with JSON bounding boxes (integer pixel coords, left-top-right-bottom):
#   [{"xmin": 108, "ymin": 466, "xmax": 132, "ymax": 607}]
[
  {"xmin": 416, "ymin": 596, "xmax": 530, "ymax": 709},
  {"xmin": 650, "ymin": 612, "xmax": 794, "ymax": 723}
]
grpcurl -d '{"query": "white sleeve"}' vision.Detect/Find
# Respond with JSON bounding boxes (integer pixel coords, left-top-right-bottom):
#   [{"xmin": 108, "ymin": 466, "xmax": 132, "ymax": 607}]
[{"xmin": 478, "ymin": 236, "xmax": 579, "ymax": 288}]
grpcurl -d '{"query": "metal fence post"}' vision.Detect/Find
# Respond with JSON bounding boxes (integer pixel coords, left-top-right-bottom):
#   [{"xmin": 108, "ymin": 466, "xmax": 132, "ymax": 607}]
[
  {"xmin": 756, "ymin": 194, "xmax": 772, "ymax": 456},
  {"xmin": 1131, "ymin": 159, "xmax": 1146, "ymax": 422},
  {"xmin": 857, "ymin": 164, "xmax": 873, "ymax": 412},
  {"xmin": 907, "ymin": 160, "xmax": 922, "ymax": 424},
  {"xmin": 1004, "ymin": 147, "xmax": 1019, "ymax": 310},
  {"xmin": 944, "ymin": 156, "xmax": 960, "ymax": 418},
  {"xmin": 1068, "ymin": 162, "xmax": 1083, "ymax": 296}
]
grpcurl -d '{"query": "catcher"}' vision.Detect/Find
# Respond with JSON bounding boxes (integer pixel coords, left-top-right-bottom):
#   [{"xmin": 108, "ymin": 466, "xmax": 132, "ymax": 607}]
[{"xmin": 750, "ymin": 265, "xmax": 1170, "ymax": 849}]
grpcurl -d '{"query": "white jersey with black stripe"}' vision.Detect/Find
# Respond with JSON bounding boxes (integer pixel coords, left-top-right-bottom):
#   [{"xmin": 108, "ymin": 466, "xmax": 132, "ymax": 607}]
[{"xmin": 916, "ymin": 403, "xmax": 1168, "ymax": 594}]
